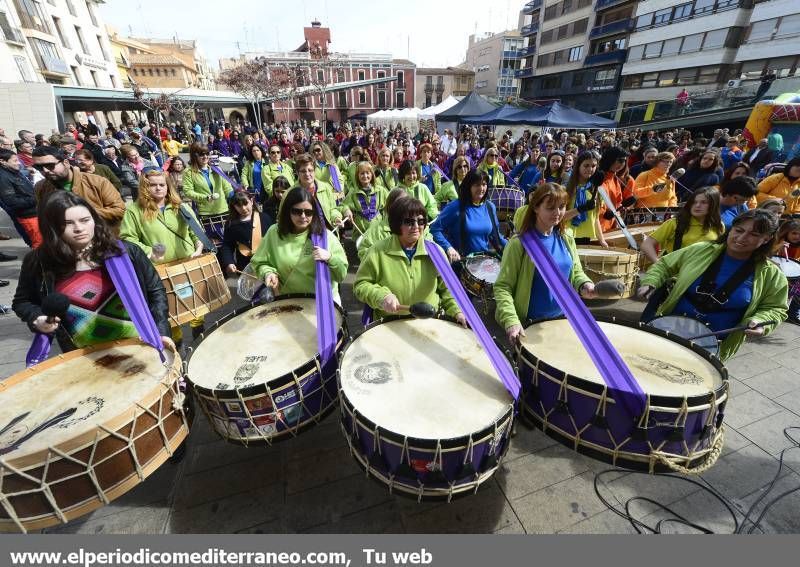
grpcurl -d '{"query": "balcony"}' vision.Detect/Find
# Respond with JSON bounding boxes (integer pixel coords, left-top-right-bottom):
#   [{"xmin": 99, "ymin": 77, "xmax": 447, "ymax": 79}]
[
  {"xmin": 519, "ymin": 45, "xmax": 537, "ymax": 57},
  {"xmin": 515, "ymin": 66, "xmax": 535, "ymax": 79},
  {"xmin": 1, "ymin": 26, "xmax": 26, "ymax": 46},
  {"xmin": 583, "ymin": 49, "xmax": 627, "ymax": 67},
  {"xmin": 502, "ymin": 50, "xmax": 520, "ymax": 59},
  {"xmin": 521, "ymin": 23, "xmax": 539, "ymax": 36},
  {"xmin": 499, "ymin": 67, "xmax": 516, "ymax": 76},
  {"xmin": 589, "ymin": 18, "xmax": 633, "ymax": 39},
  {"xmin": 595, "ymin": 0, "xmax": 632, "ymax": 10},
  {"xmin": 522, "ymin": 0, "xmax": 542, "ymax": 15},
  {"xmin": 33, "ymin": 52, "xmax": 70, "ymax": 76},
  {"xmin": 13, "ymin": 4, "xmax": 50, "ymax": 35}
]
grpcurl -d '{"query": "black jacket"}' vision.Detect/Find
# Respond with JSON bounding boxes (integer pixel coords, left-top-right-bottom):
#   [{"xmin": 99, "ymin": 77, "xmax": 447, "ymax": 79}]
[
  {"xmin": 0, "ymin": 164, "xmax": 37, "ymax": 218},
  {"xmin": 12, "ymin": 241, "xmax": 171, "ymax": 352},
  {"xmin": 220, "ymin": 212, "xmax": 272, "ymax": 271},
  {"xmin": 742, "ymin": 148, "xmax": 774, "ymax": 173}
]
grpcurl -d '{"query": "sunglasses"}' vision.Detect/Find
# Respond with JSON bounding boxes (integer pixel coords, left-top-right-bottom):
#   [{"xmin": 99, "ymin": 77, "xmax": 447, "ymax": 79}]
[
  {"xmin": 457, "ymin": 164, "xmax": 470, "ymax": 169},
  {"xmin": 34, "ymin": 162, "xmax": 61, "ymax": 171},
  {"xmin": 312, "ymin": 148, "xmax": 323, "ymax": 153},
  {"xmin": 269, "ymin": 150, "xmax": 281, "ymax": 154},
  {"xmin": 402, "ymin": 217, "xmax": 427, "ymax": 227},
  {"xmin": 290, "ymin": 207, "xmax": 314, "ymax": 218},
  {"xmin": 197, "ymin": 152, "xmax": 209, "ymax": 157}
]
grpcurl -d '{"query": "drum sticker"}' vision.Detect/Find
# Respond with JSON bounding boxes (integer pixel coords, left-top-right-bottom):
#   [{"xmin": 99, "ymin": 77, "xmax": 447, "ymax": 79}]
[
  {"xmin": 245, "ymin": 397, "xmax": 273, "ymax": 415},
  {"xmin": 224, "ymin": 402, "xmax": 244, "ymax": 415},
  {"xmin": 411, "ymin": 459, "xmax": 440, "ymax": 474},
  {"xmin": 252, "ymin": 304, "xmax": 303, "ymax": 320},
  {"xmin": 625, "ymin": 354, "xmax": 704, "ymax": 386},
  {"xmin": 215, "ymin": 383, "xmax": 231, "ymax": 390},
  {"xmin": 233, "ymin": 355, "xmax": 269, "ymax": 385},
  {"xmin": 354, "ymin": 362, "xmax": 394, "ymax": 385},
  {"xmin": 174, "ymin": 282, "xmax": 195, "ymax": 300},
  {"xmin": 282, "ymin": 405, "xmax": 303, "ymax": 426},
  {"xmin": 54, "ymin": 396, "xmax": 104, "ymax": 429}
]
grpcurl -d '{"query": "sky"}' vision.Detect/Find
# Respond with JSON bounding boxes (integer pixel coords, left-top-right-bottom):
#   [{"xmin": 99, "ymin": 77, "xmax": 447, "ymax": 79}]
[{"xmin": 99, "ymin": 0, "xmax": 520, "ymax": 70}]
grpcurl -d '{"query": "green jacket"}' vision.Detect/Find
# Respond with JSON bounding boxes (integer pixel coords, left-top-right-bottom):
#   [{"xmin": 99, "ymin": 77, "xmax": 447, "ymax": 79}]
[
  {"xmin": 315, "ymin": 160, "xmax": 345, "ymax": 194},
  {"xmin": 240, "ymin": 159, "xmax": 270, "ymax": 194},
  {"xmin": 340, "ymin": 185, "xmax": 389, "ymax": 235},
  {"xmin": 182, "ymin": 167, "xmax": 232, "ymax": 216},
  {"xmin": 415, "ymin": 159, "xmax": 442, "ymax": 195},
  {"xmin": 344, "ymin": 161, "xmax": 359, "ymax": 194},
  {"xmin": 398, "ymin": 181, "xmax": 439, "ymax": 221},
  {"xmin": 311, "ymin": 180, "xmax": 344, "ymax": 225},
  {"xmin": 357, "ymin": 215, "xmax": 432, "ymax": 262},
  {"xmin": 373, "ymin": 166, "xmax": 397, "ymax": 193},
  {"xmin": 92, "ymin": 164, "xmax": 122, "ymax": 192},
  {"xmin": 119, "ymin": 202, "xmax": 199, "ymax": 263},
  {"xmin": 263, "ymin": 161, "xmax": 295, "ymax": 194},
  {"xmin": 640, "ymin": 242, "xmax": 788, "ymax": 361},
  {"xmin": 477, "ymin": 162, "xmax": 507, "ymax": 188},
  {"xmin": 494, "ymin": 232, "xmax": 592, "ymax": 330},
  {"xmin": 249, "ymin": 224, "xmax": 348, "ymax": 304},
  {"xmin": 354, "ymin": 235, "xmax": 461, "ymax": 320},
  {"xmin": 435, "ymin": 180, "xmax": 459, "ymax": 207}
]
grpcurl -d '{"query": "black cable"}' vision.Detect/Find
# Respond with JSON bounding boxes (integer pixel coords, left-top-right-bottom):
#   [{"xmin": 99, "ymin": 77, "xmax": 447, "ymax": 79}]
[{"xmin": 593, "ymin": 427, "xmax": 800, "ymax": 534}]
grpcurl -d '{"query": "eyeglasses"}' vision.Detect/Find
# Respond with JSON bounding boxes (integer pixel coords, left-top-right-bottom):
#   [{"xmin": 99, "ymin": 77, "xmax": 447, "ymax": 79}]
[
  {"xmin": 290, "ymin": 207, "xmax": 314, "ymax": 218},
  {"xmin": 402, "ymin": 217, "xmax": 427, "ymax": 227},
  {"xmin": 197, "ymin": 152, "xmax": 209, "ymax": 157},
  {"xmin": 33, "ymin": 161, "xmax": 61, "ymax": 172},
  {"xmin": 269, "ymin": 150, "xmax": 281, "ymax": 155},
  {"xmin": 312, "ymin": 148, "xmax": 323, "ymax": 153},
  {"xmin": 457, "ymin": 164, "xmax": 470, "ymax": 169}
]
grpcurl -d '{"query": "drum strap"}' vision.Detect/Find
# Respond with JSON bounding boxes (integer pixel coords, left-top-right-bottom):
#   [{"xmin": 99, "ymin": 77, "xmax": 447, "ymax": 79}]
[
  {"xmin": 178, "ymin": 205, "xmax": 217, "ymax": 253},
  {"xmin": 311, "ymin": 210, "xmax": 337, "ymax": 363},
  {"xmin": 687, "ymin": 252, "xmax": 755, "ymax": 313},
  {"xmin": 236, "ymin": 213, "xmax": 262, "ymax": 258},
  {"xmin": 432, "ymin": 162, "xmax": 451, "ymax": 182},
  {"xmin": 423, "ymin": 240, "xmax": 520, "ymax": 399},
  {"xmin": 519, "ymin": 231, "xmax": 646, "ymax": 418}
]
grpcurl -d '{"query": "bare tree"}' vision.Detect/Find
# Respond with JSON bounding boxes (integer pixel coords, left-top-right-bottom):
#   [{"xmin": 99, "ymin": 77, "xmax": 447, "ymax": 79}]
[
  {"xmin": 131, "ymin": 83, "xmax": 198, "ymax": 142},
  {"xmin": 217, "ymin": 58, "xmax": 272, "ymax": 126}
]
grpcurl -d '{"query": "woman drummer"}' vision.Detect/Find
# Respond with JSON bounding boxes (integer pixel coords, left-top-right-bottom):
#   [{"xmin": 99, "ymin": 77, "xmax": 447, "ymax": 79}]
[
  {"xmin": 357, "ymin": 189, "xmax": 415, "ymax": 262},
  {"xmin": 640, "ymin": 186, "xmax": 723, "ymax": 264},
  {"xmin": 637, "ymin": 209, "xmax": 787, "ymax": 361},
  {"xmin": 119, "ymin": 168, "xmax": 206, "ymax": 343},
  {"xmin": 563, "ymin": 151, "xmax": 607, "ymax": 247},
  {"xmin": 249, "ymin": 187, "xmax": 348, "ymax": 304},
  {"xmin": 339, "ymin": 161, "xmax": 388, "ymax": 236},
  {"xmin": 294, "ymin": 153, "xmax": 344, "ymax": 228},
  {"xmin": 431, "ymin": 170, "xmax": 506, "ymax": 265},
  {"xmin": 309, "ymin": 140, "xmax": 345, "ymax": 202},
  {"xmin": 495, "ymin": 183, "xmax": 597, "ymax": 344},
  {"xmin": 181, "ymin": 143, "xmax": 233, "ymax": 243},
  {"xmin": 263, "ymin": 144, "xmax": 296, "ymax": 195},
  {"xmin": 396, "ymin": 160, "xmax": 439, "ymax": 221},
  {"xmin": 240, "ymin": 144, "xmax": 270, "ymax": 202},
  {"xmin": 435, "ymin": 156, "xmax": 469, "ymax": 208},
  {"xmin": 220, "ymin": 190, "xmax": 270, "ymax": 276},
  {"xmin": 12, "ymin": 192, "xmax": 172, "ymax": 353},
  {"xmin": 354, "ymin": 196, "xmax": 466, "ymax": 325},
  {"xmin": 373, "ymin": 147, "xmax": 397, "ymax": 193}
]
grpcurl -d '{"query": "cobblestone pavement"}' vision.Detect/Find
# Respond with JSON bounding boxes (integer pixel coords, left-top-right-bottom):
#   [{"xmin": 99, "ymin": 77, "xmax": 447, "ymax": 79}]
[{"xmin": 1, "ymin": 221, "xmax": 798, "ymax": 535}]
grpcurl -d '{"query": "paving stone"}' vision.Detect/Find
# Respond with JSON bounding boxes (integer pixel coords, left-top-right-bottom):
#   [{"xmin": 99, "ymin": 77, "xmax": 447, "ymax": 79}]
[
  {"xmin": 502, "ymin": 421, "xmax": 558, "ymax": 462},
  {"xmin": 743, "ymin": 367, "xmax": 800, "ymax": 399},
  {"xmin": 600, "ymin": 469, "xmax": 704, "ymax": 509},
  {"xmin": 304, "ymin": 502, "xmax": 406, "ymax": 533},
  {"xmin": 184, "ymin": 436, "xmax": 280, "ymax": 475},
  {"xmin": 493, "ymin": 516, "xmax": 526, "ymax": 534},
  {"xmin": 512, "ymin": 471, "xmax": 607, "ymax": 534},
  {"xmin": 283, "ymin": 417, "xmax": 348, "ymax": 463},
  {"xmin": 639, "ymin": 485, "xmax": 740, "ymax": 534},
  {"xmin": 738, "ymin": 411, "xmax": 800, "ymax": 457},
  {"xmin": 725, "ymin": 352, "xmax": 781, "ymax": 381},
  {"xmin": 496, "ymin": 443, "xmax": 589, "ymax": 500},
  {"xmin": 401, "ymin": 482, "xmax": 518, "ymax": 534},
  {"xmin": 236, "ymin": 519, "xmax": 293, "ymax": 534},
  {"xmin": 737, "ymin": 471, "xmax": 800, "ymax": 534},
  {"xmin": 556, "ymin": 509, "xmax": 639, "ymax": 534},
  {"xmin": 167, "ymin": 484, "xmax": 283, "ymax": 534},
  {"xmin": 775, "ymin": 390, "xmax": 800, "ymax": 416},
  {"xmin": 723, "ymin": 389, "xmax": 785, "ymax": 429},
  {"xmin": 720, "ymin": 427, "xmax": 751, "ymax": 456},
  {"xmin": 726, "ymin": 377, "xmax": 752, "ymax": 399},
  {"xmin": 700, "ymin": 444, "xmax": 785, "ymax": 501},
  {"xmin": 746, "ymin": 335, "xmax": 799, "ymax": 357},
  {"xmin": 285, "ymin": 444, "xmax": 361, "ymax": 495},
  {"xmin": 47, "ymin": 504, "xmax": 171, "ymax": 534}
]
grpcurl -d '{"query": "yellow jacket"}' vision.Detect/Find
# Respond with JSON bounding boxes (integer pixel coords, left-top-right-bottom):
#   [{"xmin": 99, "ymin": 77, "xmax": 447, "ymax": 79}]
[{"xmin": 756, "ymin": 173, "xmax": 800, "ymax": 213}]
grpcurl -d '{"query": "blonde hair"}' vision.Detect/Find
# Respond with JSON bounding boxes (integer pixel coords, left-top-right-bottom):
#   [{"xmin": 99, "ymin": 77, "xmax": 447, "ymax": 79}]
[
  {"xmin": 520, "ymin": 183, "xmax": 569, "ymax": 234},
  {"xmin": 355, "ymin": 161, "xmax": 375, "ymax": 188},
  {"xmin": 137, "ymin": 170, "xmax": 182, "ymax": 221}
]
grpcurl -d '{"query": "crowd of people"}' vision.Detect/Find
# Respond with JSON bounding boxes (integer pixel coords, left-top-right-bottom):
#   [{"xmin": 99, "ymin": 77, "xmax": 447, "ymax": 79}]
[{"xmin": 1, "ymin": 115, "xmax": 798, "ymax": 362}]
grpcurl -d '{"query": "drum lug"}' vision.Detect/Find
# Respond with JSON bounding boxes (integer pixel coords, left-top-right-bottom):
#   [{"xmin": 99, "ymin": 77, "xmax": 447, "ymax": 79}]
[
  {"xmin": 632, "ymin": 425, "xmax": 649, "ymax": 442},
  {"xmin": 393, "ymin": 462, "xmax": 418, "ymax": 481},
  {"xmin": 480, "ymin": 453, "xmax": 499, "ymax": 472},
  {"xmin": 425, "ymin": 470, "xmax": 448, "ymax": 485},
  {"xmin": 456, "ymin": 462, "xmax": 477, "ymax": 480},
  {"xmin": 699, "ymin": 424, "xmax": 712, "ymax": 440},
  {"xmin": 668, "ymin": 426, "xmax": 685, "ymax": 442},
  {"xmin": 368, "ymin": 451, "xmax": 388, "ymax": 472}
]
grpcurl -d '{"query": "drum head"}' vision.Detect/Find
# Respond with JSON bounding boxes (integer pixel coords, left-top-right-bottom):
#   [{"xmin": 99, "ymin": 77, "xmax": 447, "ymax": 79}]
[
  {"xmin": 464, "ymin": 255, "xmax": 501, "ymax": 284},
  {"xmin": 648, "ymin": 315, "xmax": 719, "ymax": 355},
  {"xmin": 520, "ymin": 319, "xmax": 722, "ymax": 397},
  {"xmin": 576, "ymin": 247, "xmax": 635, "ymax": 259},
  {"xmin": 339, "ymin": 318, "xmax": 512, "ymax": 439},
  {"xmin": 0, "ymin": 343, "xmax": 174, "ymax": 461},
  {"xmin": 187, "ymin": 296, "xmax": 343, "ymax": 390},
  {"xmin": 771, "ymin": 257, "xmax": 800, "ymax": 278}
]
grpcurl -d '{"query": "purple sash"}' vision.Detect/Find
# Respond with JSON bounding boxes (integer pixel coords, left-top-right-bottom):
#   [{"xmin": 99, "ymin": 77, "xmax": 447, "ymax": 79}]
[
  {"xmin": 357, "ymin": 192, "xmax": 378, "ymax": 221},
  {"xmin": 310, "ymin": 226, "xmax": 337, "ymax": 363},
  {"xmin": 209, "ymin": 163, "xmax": 242, "ymax": 194},
  {"xmin": 519, "ymin": 231, "xmax": 645, "ymax": 417},
  {"xmin": 26, "ymin": 245, "xmax": 165, "ymax": 366},
  {"xmin": 327, "ymin": 164, "xmax": 343, "ymax": 193},
  {"xmin": 432, "ymin": 162, "xmax": 451, "ymax": 182},
  {"xmin": 423, "ymin": 240, "xmax": 520, "ymax": 399}
]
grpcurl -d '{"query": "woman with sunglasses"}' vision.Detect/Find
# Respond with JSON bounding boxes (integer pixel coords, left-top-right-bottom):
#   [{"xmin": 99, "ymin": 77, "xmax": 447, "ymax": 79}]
[
  {"xmin": 431, "ymin": 170, "xmax": 506, "ymax": 265},
  {"xmin": 637, "ymin": 209, "xmax": 787, "ymax": 360},
  {"xmin": 476, "ymin": 148, "xmax": 508, "ymax": 189},
  {"xmin": 293, "ymin": 153, "xmax": 344, "ymax": 228},
  {"xmin": 495, "ymin": 183, "xmax": 596, "ymax": 344},
  {"xmin": 181, "ymin": 143, "xmax": 233, "ymax": 242},
  {"xmin": 308, "ymin": 141, "xmax": 345, "ymax": 203},
  {"xmin": 249, "ymin": 187, "xmax": 347, "ymax": 303},
  {"xmin": 435, "ymin": 156, "xmax": 469, "ymax": 208},
  {"xmin": 354, "ymin": 196, "xmax": 465, "ymax": 325}
]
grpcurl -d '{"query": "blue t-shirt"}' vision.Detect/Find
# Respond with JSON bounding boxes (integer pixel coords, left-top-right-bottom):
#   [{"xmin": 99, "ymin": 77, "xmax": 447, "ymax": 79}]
[
  {"xmin": 674, "ymin": 254, "xmax": 754, "ymax": 337},
  {"xmin": 253, "ymin": 161, "xmax": 263, "ymax": 194},
  {"xmin": 431, "ymin": 200, "xmax": 507, "ymax": 256},
  {"xmin": 420, "ymin": 163, "xmax": 434, "ymax": 193},
  {"xmin": 200, "ymin": 168, "xmax": 213, "ymax": 191},
  {"xmin": 527, "ymin": 231, "xmax": 573, "ymax": 320},
  {"xmin": 720, "ymin": 203, "xmax": 748, "ymax": 230},
  {"xmin": 403, "ymin": 247, "xmax": 416, "ymax": 262}
]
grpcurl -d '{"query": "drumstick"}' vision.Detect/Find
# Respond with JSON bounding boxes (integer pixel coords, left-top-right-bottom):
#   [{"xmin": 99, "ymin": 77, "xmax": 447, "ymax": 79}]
[
  {"xmin": 688, "ymin": 320, "xmax": 777, "ymax": 340},
  {"xmin": 396, "ymin": 302, "xmax": 436, "ymax": 318},
  {"xmin": 232, "ymin": 267, "xmax": 263, "ymax": 283}
]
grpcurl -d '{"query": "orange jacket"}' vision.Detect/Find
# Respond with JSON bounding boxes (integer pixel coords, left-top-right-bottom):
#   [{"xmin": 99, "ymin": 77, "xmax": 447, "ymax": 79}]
[
  {"xmin": 756, "ymin": 173, "xmax": 800, "ymax": 213},
  {"xmin": 634, "ymin": 168, "xmax": 677, "ymax": 208}
]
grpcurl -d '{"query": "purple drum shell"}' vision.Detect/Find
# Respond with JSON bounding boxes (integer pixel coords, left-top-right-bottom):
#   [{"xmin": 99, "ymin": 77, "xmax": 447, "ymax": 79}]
[
  {"xmin": 488, "ymin": 187, "xmax": 524, "ymax": 213},
  {"xmin": 518, "ymin": 317, "xmax": 728, "ymax": 472},
  {"xmin": 200, "ymin": 213, "xmax": 227, "ymax": 241},
  {"xmin": 623, "ymin": 207, "xmax": 681, "ymax": 226}
]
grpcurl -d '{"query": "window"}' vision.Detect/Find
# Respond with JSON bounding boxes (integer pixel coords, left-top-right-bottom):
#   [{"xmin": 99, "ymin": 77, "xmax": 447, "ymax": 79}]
[
  {"xmin": 155, "ymin": 68, "xmax": 161, "ymax": 76},
  {"xmin": 337, "ymin": 91, "xmax": 346, "ymax": 107},
  {"xmin": 395, "ymin": 91, "xmax": 405, "ymax": 107},
  {"xmin": 561, "ymin": 0, "xmax": 573, "ymax": 15},
  {"xmin": 568, "ymin": 46, "xmax": 582, "ymax": 62},
  {"xmin": 377, "ymin": 90, "xmax": 386, "ymax": 108},
  {"xmin": 553, "ymin": 50, "xmax": 565, "ymax": 64},
  {"xmin": 14, "ymin": 56, "xmax": 33, "ymax": 81},
  {"xmin": 643, "ymin": 42, "xmax": 662, "ymax": 59},
  {"xmin": 702, "ymin": 28, "xmax": 727, "ymax": 49},
  {"xmin": 697, "ymin": 65, "xmax": 720, "ymax": 83},
  {"xmin": 425, "ymin": 94, "xmax": 432, "ymax": 107},
  {"xmin": 662, "ymin": 38, "xmax": 682, "ymax": 57},
  {"xmin": 681, "ymin": 33, "xmax": 703, "ymax": 52},
  {"xmin": 778, "ymin": 15, "xmax": 800, "ymax": 37},
  {"xmin": 71, "ymin": 66, "xmax": 81, "ymax": 85},
  {"xmin": 673, "ymin": 3, "xmax": 692, "ymax": 19},
  {"xmin": 377, "ymin": 70, "xmax": 385, "ymax": 78},
  {"xmin": 594, "ymin": 68, "xmax": 617, "ymax": 86},
  {"xmin": 171, "ymin": 69, "xmax": 175, "ymax": 76},
  {"xmin": 74, "ymin": 25, "xmax": 88, "ymax": 53},
  {"xmin": 148, "ymin": 68, "xmax": 153, "ymax": 76},
  {"xmin": 657, "ymin": 70, "xmax": 677, "ymax": 86},
  {"xmin": 573, "ymin": 18, "xmax": 588, "ymax": 35},
  {"xmin": 318, "ymin": 94, "xmax": 325, "ymax": 105},
  {"xmin": 641, "ymin": 72, "xmax": 658, "ymax": 88},
  {"xmin": 396, "ymin": 70, "xmax": 404, "ymax": 87},
  {"xmin": 358, "ymin": 90, "xmax": 366, "ymax": 104},
  {"xmin": 357, "ymin": 69, "xmax": 365, "ymax": 80},
  {"xmin": 86, "ymin": 1, "xmax": 98, "ymax": 26},
  {"xmin": 90, "ymin": 69, "xmax": 99, "ymax": 87},
  {"xmin": 694, "ymin": 0, "xmax": 715, "ymax": 16},
  {"xmin": 542, "ymin": 76, "xmax": 561, "ymax": 89},
  {"xmin": 544, "ymin": 5, "xmax": 558, "ymax": 20},
  {"xmin": 436, "ymin": 75, "xmax": 444, "ymax": 85},
  {"xmin": 653, "ymin": 8, "xmax": 672, "ymax": 26},
  {"xmin": 627, "ymin": 44, "xmax": 644, "ymax": 61},
  {"xmin": 540, "ymin": 29, "xmax": 553, "ymax": 44},
  {"xmin": 635, "ymin": 13, "xmax": 653, "ymax": 29},
  {"xmin": 748, "ymin": 19, "xmax": 777, "ymax": 42},
  {"xmin": 316, "ymin": 69, "xmax": 324, "ymax": 82},
  {"xmin": 298, "ymin": 96, "xmax": 307, "ymax": 108},
  {"xmin": 97, "ymin": 35, "xmax": 110, "ymax": 61},
  {"xmin": 436, "ymin": 93, "xmax": 442, "ymax": 104},
  {"xmin": 677, "ymin": 68, "xmax": 698, "ymax": 84},
  {"xmin": 557, "ymin": 25, "xmax": 568, "ymax": 40},
  {"xmin": 336, "ymin": 69, "xmax": 345, "ymax": 82},
  {"xmin": 571, "ymin": 72, "xmax": 584, "ymax": 87}
]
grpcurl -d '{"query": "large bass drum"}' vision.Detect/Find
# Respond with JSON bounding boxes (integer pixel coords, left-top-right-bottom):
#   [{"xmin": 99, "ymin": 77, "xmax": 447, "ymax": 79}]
[
  {"xmin": 0, "ymin": 340, "xmax": 189, "ymax": 532},
  {"xmin": 517, "ymin": 318, "xmax": 728, "ymax": 472},
  {"xmin": 338, "ymin": 317, "xmax": 515, "ymax": 501}
]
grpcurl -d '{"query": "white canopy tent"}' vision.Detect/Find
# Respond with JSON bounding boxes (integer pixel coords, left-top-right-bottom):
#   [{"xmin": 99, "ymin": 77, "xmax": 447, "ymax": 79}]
[
  {"xmin": 366, "ymin": 107, "xmax": 422, "ymax": 130},
  {"xmin": 418, "ymin": 96, "xmax": 461, "ymax": 121}
]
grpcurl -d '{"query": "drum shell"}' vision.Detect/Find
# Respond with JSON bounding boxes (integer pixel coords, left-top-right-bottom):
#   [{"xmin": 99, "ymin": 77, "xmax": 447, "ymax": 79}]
[
  {"xmin": 0, "ymin": 340, "xmax": 189, "ymax": 532},
  {"xmin": 517, "ymin": 318, "xmax": 728, "ymax": 472},
  {"xmin": 600, "ymin": 222, "xmax": 659, "ymax": 249},
  {"xmin": 156, "ymin": 253, "xmax": 231, "ymax": 327},
  {"xmin": 338, "ymin": 316, "xmax": 515, "ymax": 500},
  {"xmin": 577, "ymin": 246, "xmax": 639, "ymax": 299},
  {"xmin": 487, "ymin": 187, "xmax": 524, "ymax": 222},
  {"xmin": 459, "ymin": 253, "xmax": 500, "ymax": 299},
  {"xmin": 186, "ymin": 295, "xmax": 348, "ymax": 445}
]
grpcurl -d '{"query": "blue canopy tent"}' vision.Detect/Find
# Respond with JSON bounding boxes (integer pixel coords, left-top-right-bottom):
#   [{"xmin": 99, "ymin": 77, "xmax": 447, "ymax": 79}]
[
  {"xmin": 461, "ymin": 103, "xmax": 525, "ymax": 124},
  {"xmin": 434, "ymin": 91, "xmax": 497, "ymax": 121},
  {"xmin": 493, "ymin": 102, "xmax": 616, "ymax": 129}
]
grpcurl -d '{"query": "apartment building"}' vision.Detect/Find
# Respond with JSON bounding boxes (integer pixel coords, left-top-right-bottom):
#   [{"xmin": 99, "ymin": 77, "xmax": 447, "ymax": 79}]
[
  {"xmin": 415, "ymin": 67, "xmax": 475, "ymax": 109},
  {"xmin": 464, "ymin": 30, "xmax": 523, "ymax": 99},
  {"xmin": 1, "ymin": 0, "xmax": 121, "ymax": 88}
]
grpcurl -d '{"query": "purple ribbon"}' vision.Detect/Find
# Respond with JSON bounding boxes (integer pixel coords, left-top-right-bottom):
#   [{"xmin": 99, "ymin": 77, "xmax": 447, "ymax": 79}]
[
  {"xmin": 423, "ymin": 240, "xmax": 520, "ymax": 399},
  {"xmin": 432, "ymin": 162, "xmax": 451, "ymax": 182},
  {"xmin": 25, "ymin": 332, "xmax": 54, "ymax": 367},
  {"xmin": 208, "ymin": 162, "xmax": 242, "ymax": 192},
  {"xmin": 357, "ymin": 192, "xmax": 378, "ymax": 221},
  {"xmin": 310, "ymin": 224, "xmax": 337, "ymax": 363},
  {"xmin": 327, "ymin": 164, "xmax": 343, "ymax": 193},
  {"xmin": 519, "ymin": 231, "xmax": 645, "ymax": 417},
  {"xmin": 105, "ymin": 246, "xmax": 165, "ymax": 362}
]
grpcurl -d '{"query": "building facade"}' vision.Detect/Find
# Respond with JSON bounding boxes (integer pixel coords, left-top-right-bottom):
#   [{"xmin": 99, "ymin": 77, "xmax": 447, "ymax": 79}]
[
  {"xmin": 415, "ymin": 67, "xmax": 475, "ymax": 108},
  {"xmin": 112, "ymin": 36, "xmax": 216, "ymax": 91},
  {"xmin": 464, "ymin": 30, "xmax": 522, "ymax": 99},
  {"xmin": 1, "ymin": 0, "xmax": 121, "ymax": 88},
  {"xmin": 516, "ymin": 0, "xmax": 638, "ymax": 115},
  {"xmin": 220, "ymin": 21, "xmax": 416, "ymax": 124}
]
